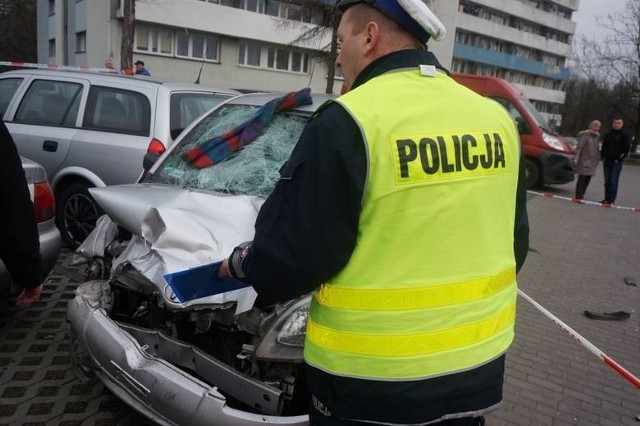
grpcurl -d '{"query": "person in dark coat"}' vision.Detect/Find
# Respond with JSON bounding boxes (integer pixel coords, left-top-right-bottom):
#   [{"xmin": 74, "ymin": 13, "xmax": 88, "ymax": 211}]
[
  {"xmin": 600, "ymin": 117, "xmax": 631, "ymax": 204},
  {"xmin": 0, "ymin": 119, "xmax": 44, "ymax": 307},
  {"xmin": 573, "ymin": 120, "xmax": 601, "ymax": 199}
]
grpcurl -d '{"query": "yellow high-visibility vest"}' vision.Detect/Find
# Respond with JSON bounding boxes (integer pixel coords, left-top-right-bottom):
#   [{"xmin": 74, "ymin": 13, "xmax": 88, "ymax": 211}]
[{"xmin": 304, "ymin": 69, "xmax": 520, "ymax": 380}]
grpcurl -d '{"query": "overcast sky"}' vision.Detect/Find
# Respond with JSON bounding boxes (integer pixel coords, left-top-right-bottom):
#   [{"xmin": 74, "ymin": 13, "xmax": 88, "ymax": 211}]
[{"xmin": 572, "ymin": 0, "xmax": 627, "ymax": 39}]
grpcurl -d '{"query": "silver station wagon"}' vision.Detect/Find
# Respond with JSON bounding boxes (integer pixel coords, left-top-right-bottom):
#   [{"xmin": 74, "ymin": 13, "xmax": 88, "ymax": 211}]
[{"xmin": 0, "ymin": 69, "xmax": 239, "ymax": 247}]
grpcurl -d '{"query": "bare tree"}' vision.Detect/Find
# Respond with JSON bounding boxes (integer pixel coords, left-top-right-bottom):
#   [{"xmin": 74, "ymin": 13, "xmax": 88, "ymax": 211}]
[
  {"xmin": 121, "ymin": 0, "xmax": 136, "ymax": 72},
  {"xmin": 276, "ymin": 2, "xmax": 340, "ymax": 94},
  {"xmin": 560, "ymin": 77, "xmax": 603, "ymax": 135},
  {"xmin": 572, "ymin": 0, "xmax": 640, "ymax": 152}
]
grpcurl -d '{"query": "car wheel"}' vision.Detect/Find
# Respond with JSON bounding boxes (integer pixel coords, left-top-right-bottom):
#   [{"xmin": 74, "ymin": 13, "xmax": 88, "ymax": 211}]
[
  {"xmin": 57, "ymin": 182, "xmax": 103, "ymax": 248},
  {"xmin": 524, "ymin": 158, "xmax": 542, "ymax": 189}
]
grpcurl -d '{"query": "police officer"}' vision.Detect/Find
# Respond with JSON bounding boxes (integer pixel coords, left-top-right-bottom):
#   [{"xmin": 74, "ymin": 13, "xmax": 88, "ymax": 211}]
[{"xmin": 221, "ymin": 0, "xmax": 529, "ymax": 424}]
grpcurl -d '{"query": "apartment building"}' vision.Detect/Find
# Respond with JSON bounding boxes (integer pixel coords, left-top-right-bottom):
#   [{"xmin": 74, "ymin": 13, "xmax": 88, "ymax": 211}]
[
  {"xmin": 36, "ymin": 0, "xmax": 456, "ymax": 94},
  {"xmin": 452, "ymin": 0, "xmax": 578, "ymax": 126}
]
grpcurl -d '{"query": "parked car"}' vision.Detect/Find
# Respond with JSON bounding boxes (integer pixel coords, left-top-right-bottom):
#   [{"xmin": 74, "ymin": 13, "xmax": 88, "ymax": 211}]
[
  {"xmin": 67, "ymin": 92, "xmax": 331, "ymax": 425},
  {"xmin": 0, "ymin": 157, "xmax": 61, "ymax": 293},
  {"xmin": 451, "ymin": 73, "xmax": 574, "ymax": 189},
  {"xmin": 0, "ymin": 69, "xmax": 240, "ymax": 247}
]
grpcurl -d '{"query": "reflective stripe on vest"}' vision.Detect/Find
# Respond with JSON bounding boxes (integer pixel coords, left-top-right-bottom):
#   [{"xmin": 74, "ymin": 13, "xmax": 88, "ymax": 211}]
[{"xmin": 303, "ymin": 69, "xmax": 520, "ymax": 380}]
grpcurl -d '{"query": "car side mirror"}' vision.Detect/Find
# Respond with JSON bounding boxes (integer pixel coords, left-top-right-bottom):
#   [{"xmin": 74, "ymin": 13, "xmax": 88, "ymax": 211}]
[{"xmin": 515, "ymin": 117, "xmax": 531, "ymax": 135}]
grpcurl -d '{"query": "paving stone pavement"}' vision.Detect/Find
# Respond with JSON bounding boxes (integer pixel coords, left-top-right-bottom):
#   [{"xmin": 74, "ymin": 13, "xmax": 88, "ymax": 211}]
[
  {"xmin": 0, "ymin": 250, "xmax": 148, "ymax": 426},
  {"xmin": 0, "ymin": 165, "xmax": 638, "ymax": 425}
]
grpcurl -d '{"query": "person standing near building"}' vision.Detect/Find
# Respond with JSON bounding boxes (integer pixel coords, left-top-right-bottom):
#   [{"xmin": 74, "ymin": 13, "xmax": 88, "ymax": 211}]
[
  {"xmin": 573, "ymin": 120, "xmax": 601, "ymax": 200},
  {"xmin": 600, "ymin": 117, "xmax": 630, "ymax": 205},
  {"xmin": 134, "ymin": 60, "xmax": 151, "ymax": 76},
  {"xmin": 0, "ymin": 119, "xmax": 44, "ymax": 307},
  {"xmin": 220, "ymin": 0, "xmax": 529, "ymax": 424}
]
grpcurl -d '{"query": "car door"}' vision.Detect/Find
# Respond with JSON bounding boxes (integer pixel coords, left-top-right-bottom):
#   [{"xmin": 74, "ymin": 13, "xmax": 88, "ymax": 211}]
[
  {"xmin": 69, "ymin": 84, "xmax": 154, "ymax": 186},
  {"xmin": 6, "ymin": 76, "xmax": 87, "ymax": 180}
]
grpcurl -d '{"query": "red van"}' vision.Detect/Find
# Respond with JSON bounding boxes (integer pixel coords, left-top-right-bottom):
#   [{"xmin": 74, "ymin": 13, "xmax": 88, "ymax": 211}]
[{"xmin": 452, "ymin": 73, "xmax": 574, "ymax": 189}]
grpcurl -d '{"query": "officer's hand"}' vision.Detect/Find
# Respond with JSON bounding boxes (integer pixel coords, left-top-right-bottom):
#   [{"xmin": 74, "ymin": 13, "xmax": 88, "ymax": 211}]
[{"xmin": 219, "ymin": 258, "xmax": 231, "ymax": 278}]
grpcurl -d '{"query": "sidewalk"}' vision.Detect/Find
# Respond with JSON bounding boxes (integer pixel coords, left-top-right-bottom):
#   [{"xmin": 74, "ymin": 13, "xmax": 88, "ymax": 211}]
[{"xmin": 486, "ymin": 164, "xmax": 640, "ymax": 425}]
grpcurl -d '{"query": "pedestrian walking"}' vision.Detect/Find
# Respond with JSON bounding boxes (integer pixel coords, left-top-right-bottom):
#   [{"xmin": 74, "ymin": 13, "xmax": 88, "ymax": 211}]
[
  {"xmin": 220, "ymin": 0, "xmax": 529, "ymax": 424},
  {"xmin": 0, "ymin": 119, "xmax": 44, "ymax": 307},
  {"xmin": 600, "ymin": 117, "xmax": 631, "ymax": 205},
  {"xmin": 573, "ymin": 120, "xmax": 601, "ymax": 199}
]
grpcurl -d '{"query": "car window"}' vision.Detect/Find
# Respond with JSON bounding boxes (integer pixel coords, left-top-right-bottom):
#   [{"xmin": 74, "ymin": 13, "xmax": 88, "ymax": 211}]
[
  {"xmin": 83, "ymin": 86, "xmax": 151, "ymax": 136},
  {"xmin": 0, "ymin": 78, "xmax": 23, "ymax": 115},
  {"xmin": 15, "ymin": 79, "xmax": 83, "ymax": 126},
  {"xmin": 169, "ymin": 92, "xmax": 234, "ymax": 140},
  {"xmin": 490, "ymin": 96, "xmax": 524, "ymax": 122},
  {"xmin": 153, "ymin": 103, "xmax": 308, "ymax": 197}
]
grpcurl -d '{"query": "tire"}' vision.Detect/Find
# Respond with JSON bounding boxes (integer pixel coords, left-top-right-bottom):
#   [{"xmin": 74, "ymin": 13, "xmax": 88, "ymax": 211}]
[
  {"xmin": 524, "ymin": 158, "xmax": 542, "ymax": 189},
  {"xmin": 56, "ymin": 182, "xmax": 103, "ymax": 249}
]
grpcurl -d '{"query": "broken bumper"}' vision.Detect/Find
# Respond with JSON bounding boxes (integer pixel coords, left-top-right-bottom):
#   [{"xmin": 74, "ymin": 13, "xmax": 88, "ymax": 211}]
[{"xmin": 67, "ymin": 281, "xmax": 309, "ymax": 426}]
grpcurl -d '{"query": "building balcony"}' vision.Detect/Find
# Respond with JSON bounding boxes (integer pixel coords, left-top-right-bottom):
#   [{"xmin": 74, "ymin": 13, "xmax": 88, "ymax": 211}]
[
  {"xmin": 468, "ymin": 0, "xmax": 577, "ymax": 34},
  {"xmin": 547, "ymin": 0, "xmax": 579, "ymax": 11},
  {"xmin": 122, "ymin": 0, "xmax": 331, "ymax": 49},
  {"xmin": 453, "ymin": 43, "xmax": 570, "ymax": 80},
  {"xmin": 515, "ymin": 82, "xmax": 566, "ymax": 104},
  {"xmin": 456, "ymin": 13, "xmax": 572, "ymax": 57}
]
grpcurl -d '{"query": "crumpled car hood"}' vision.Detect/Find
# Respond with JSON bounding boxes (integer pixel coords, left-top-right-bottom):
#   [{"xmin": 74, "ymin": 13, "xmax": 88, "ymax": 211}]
[{"xmin": 88, "ymin": 184, "xmax": 264, "ymax": 312}]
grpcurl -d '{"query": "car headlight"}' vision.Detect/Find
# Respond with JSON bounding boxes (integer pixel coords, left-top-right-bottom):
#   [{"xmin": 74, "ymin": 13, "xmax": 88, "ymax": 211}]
[
  {"xmin": 277, "ymin": 304, "xmax": 308, "ymax": 347},
  {"xmin": 254, "ymin": 295, "xmax": 311, "ymax": 361},
  {"xmin": 542, "ymin": 132, "xmax": 565, "ymax": 151}
]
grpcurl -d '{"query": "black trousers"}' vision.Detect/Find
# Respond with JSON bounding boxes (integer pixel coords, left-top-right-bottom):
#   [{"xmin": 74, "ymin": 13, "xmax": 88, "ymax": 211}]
[{"xmin": 575, "ymin": 175, "xmax": 592, "ymax": 199}]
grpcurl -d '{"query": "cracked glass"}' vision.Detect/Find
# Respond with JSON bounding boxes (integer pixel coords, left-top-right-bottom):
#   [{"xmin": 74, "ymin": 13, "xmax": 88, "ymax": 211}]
[{"xmin": 151, "ymin": 104, "xmax": 308, "ymax": 197}]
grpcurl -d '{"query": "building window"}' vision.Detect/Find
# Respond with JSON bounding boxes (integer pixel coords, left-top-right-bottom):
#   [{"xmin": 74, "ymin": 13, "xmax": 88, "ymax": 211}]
[
  {"xmin": 76, "ymin": 31, "xmax": 86, "ymax": 53},
  {"xmin": 48, "ymin": 0, "xmax": 55, "ymax": 15},
  {"xmin": 265, "ymin": 0, "xmax": 280, "ymax": 16},
  {"xmin": 220, "ymin": 0, "xmax": 244, "ymax": 7},
  {"xmin": 291, "ymin": 51, "xmax": 308, "ymax": 73},
  {"xmin": 284, "ymin": 2, "xmax": 310, "ymax": 22},
  {"xmin": 268, "ymin": 47, "xmax": 289, "ymax": 70},
  {"xmin": 244, "ymin": 0, "xmax": 265, "ymax": 13},
  {"xmin": 238, "ymin": 40, "xmax": 309, "ymax": 73},
  {"xmin": 175, "ymin": 32, "xmax": 219, "ymax": 61},
  {"xmin": 238, "ymin": 41, "xmax": 262, "ymax": 66},
  {"xmin": 267, "ymin": 47, "xmax": 308, "ymax": 73},
  {"xmin": 135, "ymin": 25, "xmax": 173, "ymax": 56},
  {"xmin": 48, "ymin": 39, "xmax": 56, "ymax": 57}
]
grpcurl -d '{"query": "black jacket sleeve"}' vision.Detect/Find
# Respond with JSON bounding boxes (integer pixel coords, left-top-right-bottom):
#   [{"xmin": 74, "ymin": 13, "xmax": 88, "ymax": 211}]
[
  {"xmin": 514, "ymin": 149, "xmax": 529, "ymax": 273},
  {"xmin": 243, "ymin": 103, "xmax": 366, "ymax": 306},
  {"xmin": 0, "ymin": 119, "xmax": 43, "ymax": 288}
]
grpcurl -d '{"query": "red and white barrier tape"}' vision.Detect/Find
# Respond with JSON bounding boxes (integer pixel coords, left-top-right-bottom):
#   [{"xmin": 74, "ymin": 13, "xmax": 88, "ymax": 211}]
[
  {"xmin": 518, "ymin": 289, "xmax": 640, "ymax": 389},
  {"xmin": 0, "ymin": 60, "xmax": 118, "ymax": 74},
  {"xmin": 528, "ymin": 190, "xmax": 640, "ymax": 212}
]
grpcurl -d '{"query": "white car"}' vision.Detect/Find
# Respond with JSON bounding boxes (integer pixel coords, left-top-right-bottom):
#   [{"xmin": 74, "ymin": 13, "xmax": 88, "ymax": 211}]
[{"xmin": 67, "ymin": 92, "xmax": 334, "ymax": 425}]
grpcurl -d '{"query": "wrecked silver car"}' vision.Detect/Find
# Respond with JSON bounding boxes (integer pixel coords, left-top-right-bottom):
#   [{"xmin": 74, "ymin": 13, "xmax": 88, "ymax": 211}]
[{"xmin": 67, "ymin": 92, "xmax": 332, "ymax": 425}]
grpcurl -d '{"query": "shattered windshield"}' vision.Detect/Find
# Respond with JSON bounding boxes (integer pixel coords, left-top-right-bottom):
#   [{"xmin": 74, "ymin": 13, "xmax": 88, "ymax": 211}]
[{"xmin": 152, "ymin": 104, "xmax": 308, "ymax": 197}]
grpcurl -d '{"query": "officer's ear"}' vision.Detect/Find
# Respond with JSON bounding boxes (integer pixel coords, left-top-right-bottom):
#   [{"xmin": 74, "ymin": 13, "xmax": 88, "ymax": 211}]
[{"xmin": 364, "ymin": 22, "xmax": 380, "ymax": 52}]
